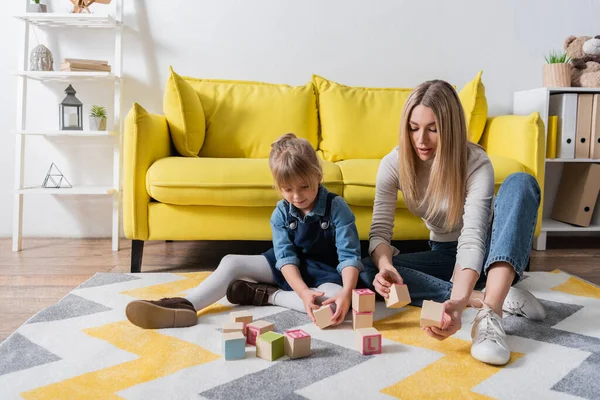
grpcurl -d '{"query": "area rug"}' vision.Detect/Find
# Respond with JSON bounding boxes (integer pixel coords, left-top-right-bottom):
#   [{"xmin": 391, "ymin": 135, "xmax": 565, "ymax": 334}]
[{"xmin": 1, "ymin": 270, "xmax": 599, "ymax": 400}]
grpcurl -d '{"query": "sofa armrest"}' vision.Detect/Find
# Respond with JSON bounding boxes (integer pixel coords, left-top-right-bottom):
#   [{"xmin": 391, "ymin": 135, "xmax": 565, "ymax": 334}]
[
  {"xmin": 123, "ymin": 103, "xmax": 172, "ymax": 240},
  {"xmin": 479, "ymin": 112, "xmax": 545, "ymax": 236}
]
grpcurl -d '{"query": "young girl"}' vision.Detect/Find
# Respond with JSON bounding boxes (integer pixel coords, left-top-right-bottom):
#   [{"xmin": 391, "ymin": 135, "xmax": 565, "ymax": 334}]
[
  {"xmin": 126, "ymin": 133, "xmax": 363, "ymax": 329},
  {"xmin": 361, "ymin": 80, "xmax": 546, "ymax": 366}
]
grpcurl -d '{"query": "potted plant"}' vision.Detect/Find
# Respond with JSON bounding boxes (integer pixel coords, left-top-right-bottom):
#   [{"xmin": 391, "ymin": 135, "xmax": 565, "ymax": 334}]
[
  {"xmin": 89, "ymin": 105, "xmax": 107, "ymax": 131},
  {"xmin": 28, "ymin": 0, "xmax": 48, "ymax": 13},
  {"xmin": 543, "ymin": 51, "xmax": 572, "ymax": 87}
]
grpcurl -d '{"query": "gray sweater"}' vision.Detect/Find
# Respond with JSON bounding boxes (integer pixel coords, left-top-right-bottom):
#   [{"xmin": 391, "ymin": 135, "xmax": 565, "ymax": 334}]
[{"xmin": 368, "ymin": 144, "xmax": 494, "ymax": 274}]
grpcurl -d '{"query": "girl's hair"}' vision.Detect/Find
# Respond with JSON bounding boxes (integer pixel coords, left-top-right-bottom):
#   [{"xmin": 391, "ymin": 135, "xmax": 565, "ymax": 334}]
[
  {"xmin": 398, "ymin": 80, "xmax": 468, "ymax": 232},
  {"xmin": 269, "ymin": 133, "xmax": 322, "ymax": 190}
]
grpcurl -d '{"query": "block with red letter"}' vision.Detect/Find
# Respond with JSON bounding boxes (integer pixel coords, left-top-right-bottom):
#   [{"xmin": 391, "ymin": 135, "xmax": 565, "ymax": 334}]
[
  {"xmin": 246, "ymin": 320, "xmax": 274, "ymax": 345},
  {"xmin": 385, "ymin": 284, "xmax": 411, "ymax": 309},
  {"xmin": 356, "ymin": 327, "xmax": 382, "ymax": 355},
  {"xmin": 284, "ymin": 329, "xmax": 311, "ymax": 359},
  {"xmin": 420, "ymin": 300, "xmax": 445, "ymax": 328},
  {"xmin": 352, "ymin": 289, "xmax": 375, "ymax": 313},
  {"xmin": 313, "ymin": 304, "xmax": 334, "ymax": 329}
]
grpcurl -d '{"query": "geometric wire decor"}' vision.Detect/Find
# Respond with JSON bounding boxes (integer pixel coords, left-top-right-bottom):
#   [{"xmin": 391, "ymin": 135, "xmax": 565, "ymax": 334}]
[{"xmin": 42, "ymin": 163, "xmax": 72, "ymax": 188}]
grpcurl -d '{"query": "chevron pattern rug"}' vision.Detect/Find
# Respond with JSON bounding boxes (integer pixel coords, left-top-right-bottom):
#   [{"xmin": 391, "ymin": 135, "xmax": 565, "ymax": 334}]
[{"xmin": 1, "ymin": 270, "xmax": 599, "ymax": 400}]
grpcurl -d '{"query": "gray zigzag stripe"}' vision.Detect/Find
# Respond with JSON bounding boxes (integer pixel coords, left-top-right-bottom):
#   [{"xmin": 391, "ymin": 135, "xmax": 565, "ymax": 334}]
[{"xmin": 504, "ymin": 299, "xmax": 600, "ymax": 400}]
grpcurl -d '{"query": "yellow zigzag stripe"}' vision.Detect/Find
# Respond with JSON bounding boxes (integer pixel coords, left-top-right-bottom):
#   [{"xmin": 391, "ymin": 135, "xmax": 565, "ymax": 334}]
[
  {"xmin": 551, "ymin": 276, "xmax": 600, "ymax": 299},
  {"xmin": 21, "ymin": 320, "xmax": 220, "ymax": 399},
  {"xmin": 375, "ymin": 307, "xmax": 523, "ymax": 400}
]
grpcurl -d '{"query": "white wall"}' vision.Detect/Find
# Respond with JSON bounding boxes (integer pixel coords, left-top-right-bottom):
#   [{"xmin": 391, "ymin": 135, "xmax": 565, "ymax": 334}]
[{"xmin": 1, "ymin": 0, "xmax": 599, "ymax": 238}]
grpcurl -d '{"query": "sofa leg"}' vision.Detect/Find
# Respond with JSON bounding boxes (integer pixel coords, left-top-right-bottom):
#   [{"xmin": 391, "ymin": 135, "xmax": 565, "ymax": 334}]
[
  {"xmin": 131, "ymin": 240, "xmax": 144, "ymax": 273},
  {"xmin": 166, "ymin": 240, "xmax": 173, "ymax": 243}
]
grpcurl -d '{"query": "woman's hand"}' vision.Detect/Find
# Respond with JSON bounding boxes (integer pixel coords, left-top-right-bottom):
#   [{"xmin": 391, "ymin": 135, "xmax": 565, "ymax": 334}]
[
  {"xmin": 423, "ymin": 299, "xmax": 466, "ymax": 340},
  {"xmin": 322, "ymin": 289, "xmax": 352, "ymax": 326},
  {"xmin": 373, "ymin": 265, "xmax": 403, "ymax": 298},
  {"xmin": 299, "ymin": 288, "xmax": 324, "ymax": 323}
]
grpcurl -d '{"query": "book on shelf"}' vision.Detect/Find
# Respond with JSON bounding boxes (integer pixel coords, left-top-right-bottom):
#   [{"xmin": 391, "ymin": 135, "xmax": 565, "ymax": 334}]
[
  {"xmin": 575, "ymin": 94, "xmax": 593, "ymax": 159},
  {"xmin": 60, "ymin": 62, "xmax": 111, "ymax": 72},
  {"xmin": 549, "ymin": 93, "xmax": 577, "ymax": 159},
  {"xmin": 64, "ymin": 58, "xmax": 108, "ymax": 65},
  {"xmin": 591, "ymin": 94, "xmax": 600, "ymax": 159},
  {"xmin": 546, "ymin": 115, "xmax": 558, "ymax": 159}
]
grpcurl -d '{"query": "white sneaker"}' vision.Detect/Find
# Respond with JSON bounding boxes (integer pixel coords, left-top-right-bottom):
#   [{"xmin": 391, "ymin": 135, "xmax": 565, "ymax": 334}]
[
  {"xmin": 502, "ymin": 286, "xmax": 546, "ymax": 320},
  {"xmin": 471, "ymin": 306, "xmax": 510, "ymax": 365}
]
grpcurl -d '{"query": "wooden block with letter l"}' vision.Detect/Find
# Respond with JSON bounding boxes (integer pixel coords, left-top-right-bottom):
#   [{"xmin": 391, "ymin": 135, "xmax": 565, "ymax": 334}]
[
  {"xmin": 420, "ymin": 300, "xmax": 446, "ymax": 328},
  {"xmin": 256, "ymin": 331, "xmax": 285, "ymax": 361},
  {"xmin": 352, "ymin": 309, "xmax": 373, "ymax": 330},
  {"xmin": 356, "ymin": 327, "xmax": 382, "ymax": 355},
  {"xmin": 223, "ymin": 332, "xmax": 246, "ymax": 360},
  {"xmin": 246, "ymin": 320, "xmax": 274, "ymax": 346},
  {"xmin": 352, "ymin": 288, "xmax": 375, "ymax": 312},
  {"xmin": 313, "ymin": 304, "xmax": 335, "ymax": 329},
  {"xmin": 385, "ymin": 284, "xmax": 411, "ymax": 308},
  {"xmin": 284, "ymin": 329, "xmax": 311, "ymax": 359},
  {"xmin": 223, "ymin": 322, "xmax": 245, "ymax": 335},
  {"xmin": 230, "ymin": 310, "xmax": 253, "ymax": 334}
]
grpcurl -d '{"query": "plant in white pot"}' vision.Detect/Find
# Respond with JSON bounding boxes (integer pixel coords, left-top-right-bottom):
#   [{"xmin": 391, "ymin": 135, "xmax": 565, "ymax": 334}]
[
  {"xmin": 543, "ymin": 50, "xmax": 572, "ymax": 87},
  {"xmin": 28, "ymin": 0, "xmax": 48, "ymax": 13},
  {"xmin": 89, "ymin": 105, "xmax": 107, "ymax": 131}
]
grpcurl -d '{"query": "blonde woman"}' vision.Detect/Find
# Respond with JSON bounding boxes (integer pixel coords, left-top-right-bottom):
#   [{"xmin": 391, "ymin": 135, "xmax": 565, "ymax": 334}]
[
  {"xmin": 361, "ymin": 80, "xmax": 545, "ymax": 365},
  {"xmin": 126, "ymin": 133, "xmax": 363, "ymax": 329}
]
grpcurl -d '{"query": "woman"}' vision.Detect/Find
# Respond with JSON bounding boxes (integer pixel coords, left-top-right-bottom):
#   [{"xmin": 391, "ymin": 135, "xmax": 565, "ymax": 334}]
[{"xmin": 361, "ymin": 80, "xmax": 545, "ymax": 365}]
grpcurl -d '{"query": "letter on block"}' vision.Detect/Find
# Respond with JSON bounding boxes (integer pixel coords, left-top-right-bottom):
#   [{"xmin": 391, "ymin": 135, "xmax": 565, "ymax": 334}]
[
  {"xmin": 230, "ymin": 311, "xmax": 253, "ymax": 334},
  {"xmin": 352, "ymin": 288, "xmax": 375, "ymax": 313},
  {"xmin": 223, "ymin": 322, "xmax": 244, "ymax": 335},
  {"xmin": 223, "ymin": 332, "xmax": 246, "ymax": 360},
  {"xmin": 256, "ymin": 331, "xmax": 285, "ymax": 361},
  {"xmin": 246, "ymin": 320, "xmax": 274, "ymax": 346},
  {"xmin": 352, "ymin": 310, "xmax": 373, "ymax": 330},
  {"xmin": 385, "ymin": 284, "xmax": 411, "ymax": 308},
  {"xmin": 356, "ymin": 327, "xmax": 382, "ymax": 355},
  {"xmin": 284, "ymin": 329, "xmax": 311, "ymax": 359},
  {"xmin": 420, "ymin": 300, "xmax": 445, "ymax": 328},
  {"xmin": 313, "ymin": 304, "xmax": 334, "ymax": 329}
]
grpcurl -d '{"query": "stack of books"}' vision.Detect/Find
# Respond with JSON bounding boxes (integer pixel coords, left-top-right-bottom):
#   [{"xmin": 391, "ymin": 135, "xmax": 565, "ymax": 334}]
[
  {"xmin": 60, "ymin": 58, "xmax": 112, "ymax": 72},
  {"xmin": 548, "ymin": 93, "xmax": 600, "ymax": 159}
]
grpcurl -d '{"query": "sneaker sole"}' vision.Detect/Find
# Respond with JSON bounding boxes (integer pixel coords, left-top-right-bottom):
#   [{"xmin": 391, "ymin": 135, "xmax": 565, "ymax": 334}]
[{"xmin": 126, "ymin": 301, "xmax": 197, "ymax": 329}]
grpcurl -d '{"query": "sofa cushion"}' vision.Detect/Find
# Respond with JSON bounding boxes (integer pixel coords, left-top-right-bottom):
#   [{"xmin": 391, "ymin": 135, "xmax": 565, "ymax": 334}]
[
  {"xmin": 183, "ymin": 77, "xmax": 318, "ymax": 159},
  {"xmin": 146, "ymin": 157, "xmax": 343, "ymax": 206},
  {"xmin": 163, "ymin": 67, "xmax": 205, "ymax": 157},
  {"xmin": 488, "ymin": 155, "xmax": 526, "ymax": 193},
  {"xmin": 314, "ymin": 75, "xmax": 413, "ymax": 162},
  {"xmin": 458, "ymin": 71, "xmax": 488, "ymax": 144},
  {"xmin": 336, "ymin": 159, "xmax": 406, "ymax": 208}
]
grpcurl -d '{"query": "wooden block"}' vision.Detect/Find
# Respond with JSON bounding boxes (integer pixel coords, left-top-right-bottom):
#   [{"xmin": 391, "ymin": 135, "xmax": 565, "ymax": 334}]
[
  {"xmin": 246, "ymin": 320, "xmax": 274, "ymax": 345},
  {"xmin": 352, "ymin": 310, "xmax": 373, "ymax": 330},
  {"xmin": 230, "ymin": 311, "xmax": 253, "ymax": 334},
  {"xmin": 256, "ymin": 331, "xmax": 285, "ymax": 361},
  {"xmin": 420, "ymin": 300, "xmax": 445, "ymax": 328},
  {"xmin": 223, "ymin": 332, "xmax": 246, "ymax": 360},
  {"xmin": 385, "ymin": 284, "xmax": 411, "ymax": 309},
  {"xmin": 313, "ymin": 304, "xmax": 334, "ymax": 329},
  {"xmin": 223, "ymin": 322, "xmax": 244, "ymax": 335},
  {"xmin": 356, "ymin": 327, "xmax": 382, "ymax": 355},
  {"xmin": 284, "ymin": 329, "xmax": 311, "ymax": 359},
  {"xmin": 352, "ymin": 288, "xmax": 375, "ymax": 313}
]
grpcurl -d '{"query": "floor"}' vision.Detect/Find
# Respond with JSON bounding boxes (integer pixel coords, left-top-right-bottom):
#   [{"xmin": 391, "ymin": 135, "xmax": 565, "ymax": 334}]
[{"xmin": 1, "ymin": 237, "xmax": 599, "ymax": 343}]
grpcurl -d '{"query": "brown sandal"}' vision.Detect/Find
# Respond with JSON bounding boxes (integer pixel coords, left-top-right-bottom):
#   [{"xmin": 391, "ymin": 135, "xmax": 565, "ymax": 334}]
[
  {"xmin": 226, "ymin": 280, "xmax": 279, "ymax": 306},
  {"xmin": 126, "ymin": 297, "xmax": 197, "ymax": 329}
]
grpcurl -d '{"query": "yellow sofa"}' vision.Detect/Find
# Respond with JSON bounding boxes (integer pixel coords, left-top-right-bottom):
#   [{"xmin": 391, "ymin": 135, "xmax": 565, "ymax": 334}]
[{"xmin": 123, "ymin": 71, "xmax": 545, "ymax": 272}]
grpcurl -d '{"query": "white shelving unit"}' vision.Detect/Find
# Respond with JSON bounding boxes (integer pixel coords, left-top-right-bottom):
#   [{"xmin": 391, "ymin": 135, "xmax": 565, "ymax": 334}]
[
  {"xmin": 514, "ymin": 87, "xmax": 600, "ymax": 250},
  {"xmin": 12, "ymin": 3, "xmax": 123, "ymax": 252}
]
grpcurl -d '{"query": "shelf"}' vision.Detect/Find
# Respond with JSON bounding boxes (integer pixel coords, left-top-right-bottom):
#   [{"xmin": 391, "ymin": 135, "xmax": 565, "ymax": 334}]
[
  {"xmin": 516, "ymin": 87, "xmax": 600, "ymax": 95},
  {"xmin": 14, "ymin": 13, "xmax": 118, "ymax": 29},
  {"xmin": 14, "ymin": 71, "xmax": 118, "ymax": 82},
  {"xmin": 13, "ymin": 130, "xmax": 117, "ymax": 137},
  {"xmin": 18, "ymin": 186, "xmax": 117, "ymax": 195},
  {"xmin": 546, "ymin": 158, "xmax": 600, "ymax": 163},
  {"xmin": 541, "ymin": 219, "xmax": 600, "ymax": 232}
]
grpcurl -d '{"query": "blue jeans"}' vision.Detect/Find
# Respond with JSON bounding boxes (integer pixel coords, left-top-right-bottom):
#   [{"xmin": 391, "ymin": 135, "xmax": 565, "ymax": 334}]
[{"xmin": 359, "ymin": 172, "xmax": 541, "ymax": 306}]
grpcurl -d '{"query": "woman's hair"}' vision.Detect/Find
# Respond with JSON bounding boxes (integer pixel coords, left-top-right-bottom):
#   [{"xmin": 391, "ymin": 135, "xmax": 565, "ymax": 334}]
[
  {"xmin": 269, "ymin": 133, "xmax": 322, "ymax": 190},
  {"xmin": 398, "ymin": 80, "xmax": 468, "ymax": 232}
]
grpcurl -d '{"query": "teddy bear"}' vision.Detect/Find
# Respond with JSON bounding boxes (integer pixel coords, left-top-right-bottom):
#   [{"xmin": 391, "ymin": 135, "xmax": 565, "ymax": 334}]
[{"xmin": 564, "ymin": 35, "xmax": 600, "ymax": 87}]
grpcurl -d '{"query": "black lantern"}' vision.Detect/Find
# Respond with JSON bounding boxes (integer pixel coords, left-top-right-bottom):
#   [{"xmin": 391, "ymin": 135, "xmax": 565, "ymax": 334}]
[{"xmin": 59, "ymin": 84, "xmax": 83, "ymax": 130}]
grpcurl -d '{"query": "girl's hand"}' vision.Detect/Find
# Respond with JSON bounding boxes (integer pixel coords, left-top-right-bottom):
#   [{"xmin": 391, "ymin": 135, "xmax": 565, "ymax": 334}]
[
  {"xmin": 423, "ymin": 299, "xmax": 466, "ymax": 340},
  {"xmin": 322, "ymin": 290, "xmax": 352, "ymax": 326},
  {"xmin": 299, "ymin": 288, "xmax": 324, "ymax": 323},
  {"xmin": 373, "ymin": 266, "xmax": 403, "ymax": 298}
]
